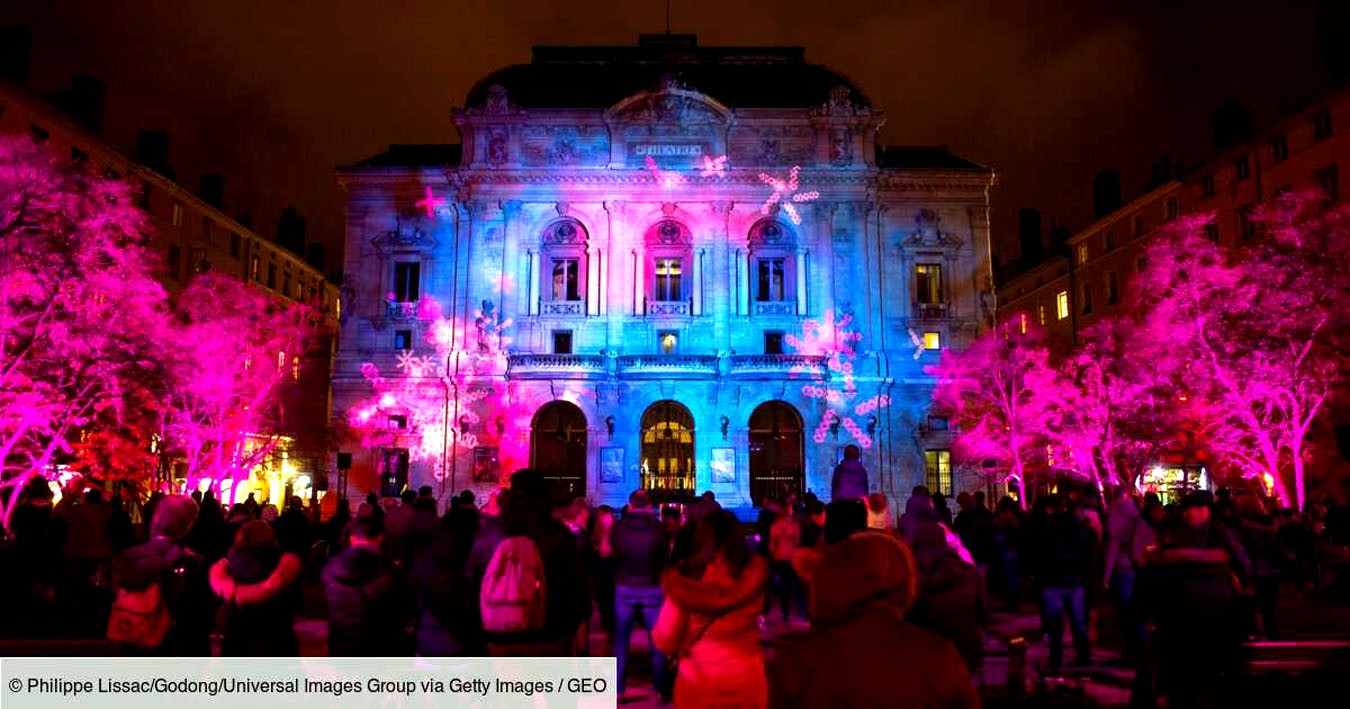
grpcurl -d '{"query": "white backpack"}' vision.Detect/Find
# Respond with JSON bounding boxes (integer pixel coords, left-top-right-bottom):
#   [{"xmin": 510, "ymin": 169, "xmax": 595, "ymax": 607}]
[{"xmin": 480, "ymin": 536, "xmax": 548, "ymax": 633}]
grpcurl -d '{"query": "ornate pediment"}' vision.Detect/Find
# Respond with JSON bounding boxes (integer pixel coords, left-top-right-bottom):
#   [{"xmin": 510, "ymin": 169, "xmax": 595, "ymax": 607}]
[
  {"xmin": 606, "ymin": 87, "xmax": 732, "ymax": 125},
  {"xmin": 901, "ymin": 209, "xmax": 963, "ymax": 248},
  {"xmin": 810, "ymin": 85, "xmax": 867, "ymax": 119},
  {"xmin": 371, "ymin": 214, "xmax": 439, "ymax": 254}
]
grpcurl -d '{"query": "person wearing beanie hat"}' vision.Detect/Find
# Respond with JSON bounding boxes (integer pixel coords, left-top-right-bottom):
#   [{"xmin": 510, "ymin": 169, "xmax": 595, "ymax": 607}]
[
  {"xmin": 768, "ymin": 531, "xmax": 978, "ymax": 708},
  {"xmin": 110, "ymin": 495, "xmax": 214, "ymax": 655},
  {"xmin": 209, "ymin": 520, "xmax": 303, "ymax": 655}
]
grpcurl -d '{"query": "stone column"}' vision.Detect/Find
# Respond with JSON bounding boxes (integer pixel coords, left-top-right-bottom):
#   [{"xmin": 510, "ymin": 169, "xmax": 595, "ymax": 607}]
[
  {"xmin": 500, "ymin": 200, "xmax": 523, "ymax": 320},
  {"xmin": 587, "ymin": 246, "xmax": 601, "ymax": 316},
  {"xmin": 710, "ymin": 202, "xmax": 733, "ymax": 346},
  {"xmin": 692, "ymin": 247, "xmax": 704, "ymax": 315},
  {"xmin": 795, "ymin": 247, "xmax": 808, "ymax": 317},
  {"xmin": 603, "ymin": 201, "xmax": 625, "ymax": 346},
  {"xmin": 528, "ymin": 249, "xmax": 541, "ymax": 316}
]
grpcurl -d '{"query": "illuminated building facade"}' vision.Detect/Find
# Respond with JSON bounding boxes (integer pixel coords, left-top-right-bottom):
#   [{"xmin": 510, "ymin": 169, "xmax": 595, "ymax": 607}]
[{"xmin": 335, "ymin": 35, "xmax": 998, "ymax": 509}]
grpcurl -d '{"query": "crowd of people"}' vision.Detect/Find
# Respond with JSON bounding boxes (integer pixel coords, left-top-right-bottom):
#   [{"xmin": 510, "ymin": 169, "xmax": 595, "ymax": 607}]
[{"xmin": 6, "ymin": 455, "xmax": 1350, "ymax": 708}]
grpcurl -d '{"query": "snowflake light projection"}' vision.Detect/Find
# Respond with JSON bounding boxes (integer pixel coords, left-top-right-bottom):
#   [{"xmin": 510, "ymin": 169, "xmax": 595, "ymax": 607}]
[
  {"xmin": 758, "ymin": 165, "xmax": 820, "ymax": 225},
  {"xmin": 700, "ymin": 155, "xmax": 728, "ymax": 177},
  {"xmin": 786, "ymin": 309, "xmax": 891, "ymax": 449},
  {"xmin": 415, "ymin": 186, "xmax": 445, "ymax": 218},
  {"xmin": 907, "ymin": 328, "xmax": 927, "ymax": 360},
  {"xmin": 645, "ymin": 156, "xmax": 686, "ymax": 189}
]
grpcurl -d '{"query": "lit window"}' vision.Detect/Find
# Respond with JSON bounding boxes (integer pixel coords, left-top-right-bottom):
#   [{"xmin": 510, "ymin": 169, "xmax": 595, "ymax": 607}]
[
  {"xmin": 551, "ymin": 258, "xmax": 580, "ymax": 301},
  {"xmin": 1056, "ymin": 291, "xmax": 1069, "ymax": 320},
  {"xmin": 291, "ymin": 356, "xmax": 300, "ymax": 381},
  {"xmin": 654, "ymin": 259, "xmax": 683, "ymax": 301},
  {"xmin": 923, "ymin": 331, "xmax": 941, "ymax": 350},
  {"xmin": 1046, "ymin": 444, "xmax": 1056, "ymax": 466},
  {"xmin": 1038, "ymin": 304, "xmax": 1046, "ymax": 326},
  {"xmin": 388, "ymin": 415, "xmax": 408, "ymax": 430},
  {"xmin": 915, "ymin": 263, "xmax": 943, "ymax": 304},
  {"xmin": 277, "ymin": 350, "xmax": 286, "ymax": 371},
  {"xmin": 1019, "ymin": 313, "xmax": 1028, "ymax": 334},
  {"xmin": 924, "ymin": 450, "xmax": 952, "ymax": 496},
  {"xmin": 659, "ymin": 330, "xmax": 678, "ymax": 354},
  {"xmin": 171, "ymin": 202, "xmax": 184, "ymax": 227},
  {"xmin": 1075, "ymin": 243, "xmax": 1088, "ymax": 266},
  {"xmin": 250, "ymin": 255, "xmax": 260, "ymax": 281}
]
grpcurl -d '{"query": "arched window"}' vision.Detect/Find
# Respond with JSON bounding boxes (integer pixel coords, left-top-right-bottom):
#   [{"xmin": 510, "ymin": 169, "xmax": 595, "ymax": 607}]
[
  {"xmin": 749, "ymin": 220, "xmax": 796, "ymax": 315},
  {"xmin": 644, "ymin": 220, "xmax": 692, "ymax": 313},
  {"xmin": 748, "ymin": 401, "xmax": 804, "ymax": 506},
  {"xmin": 541, "ymin": 219, "xmax": 587, "ymax": 315},
  {"xmin": 530, "ymin": 401, "xmax": 588, "ymax": 497}
]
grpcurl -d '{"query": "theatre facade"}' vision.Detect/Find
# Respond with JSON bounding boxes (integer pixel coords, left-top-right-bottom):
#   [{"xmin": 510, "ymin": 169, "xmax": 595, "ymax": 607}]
[{"xmin": 334, "ymin": 35, "xmax": 998, "ymax": 510}]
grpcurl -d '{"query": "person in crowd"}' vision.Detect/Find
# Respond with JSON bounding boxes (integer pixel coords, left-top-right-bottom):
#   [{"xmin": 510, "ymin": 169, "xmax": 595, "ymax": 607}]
[
  {"xmin": 907, "ymin": 509, "xmax": 982, "ymax": 673},
  {"xmin": 954, "ymin": 490, "xmax": 997, "ymax": 624},
  {"xmin": 59, "ymin": 485, "xmax": 115, "ymax": 585},
  {"xmin": 365, "ymin": 491, "xmax": 385, "ymax": 520},
  {"xmin": 1102, "ymin": 490, "xmax": 1153, "ymax": 665},
  {"xmin": 1143, "ymin": 491, "xmax": 1250, "ymax": 708},
  {"xmin": 866, "ymin": 493, "xmax": 892, "ymax": 532},
  {"xmin": 825, "ymin": 499, "xmax": 868, "ymax": 544},
  {"xmin": 611, "ymin": 490, "xmax": 671, "ymax": 700},
  {"xmin": 384, "ymin": 490, "xmax": 419, "ymax": 558},
  {"xmin": 472, "ymin": 470, "xmax": 585, "ymax": 657},
  {"xmin": 322, "ymin": 515, "xmax": 409, "ymax": 655},
  {"xmin": 899, "ymin": 486, "xmax": 936, "ymax": 541},
  {"xmin": 325, "ymin": 497, "xmax": 352, "ymax": 552},
  {"xmin": 589, "ymin": 504, "xmax": 617, "ymax": 650},
  {"xmin": 107, "ymin": 495, "xmax": 136, "ymax": 554},
  {"xmin": 410, "ymin": 503, "xmax": 482, "ymax": 656},
  {"xmin": 654, "ymin": 510, "xmax": 770, "ymax": 709},
  {"xmin": 272, "ymin": 496, "xmax": 312, "ymax": 555},
  {"xmin": 242, "ymin": 493, "xmax": 259, "ymax": 519},
  {"xmin": 769, "ymin": 498, "xmax": 804, "ymax": 624},
  {"xmin": 187, "ymin": 490, "xmax": 227, "ymax": 561},
  {"xmin": 110, "ymin": 495, "xmax": 214, "ymax": 655},
  {"xmin": 1026, "ymin": 494, "xmax": 1095, "ymax": 673},
  {"xmin": 767, "ymin": 531, "xmax": 979, "ymax": 708},
  {"xmin": 1233, "ymin": 489, "xmax": 1281, "ymax": 639},
  {"xmin": 932, "ymin": 492, "xmax": 954, "ymax": 527},
  {"xmin": 992, "ymin": 495, "xmax": 1024, "ymax": 611},
  {"xmin": 209, "ymin": 520, "xmax": 303, "ymax": 656},
  {"xmin": 11, "ymin": 476, "xmax": 64, "ymax": 599},
  {"xmin": 830, "ymin": 445, "xmax": 869, "ymax": 502}
]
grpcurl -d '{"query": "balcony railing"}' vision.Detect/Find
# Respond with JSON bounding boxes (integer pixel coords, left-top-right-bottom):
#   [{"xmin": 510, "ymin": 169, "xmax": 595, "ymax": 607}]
[
  {"xmin": 540, "ymin": 300, "xmax": 584, "ymax": 316},
  {"xmin": 729, "ymin": 354, "xmax": 828, "ymax": 377},
  {"xmin": 913, "ymin": 302, "xmax": 950, "ymax": 319},
  {"xmin": 386, "ymin": 300, "xmax": 420, "ymax": 321},
  {"xmin": 646, "ymin": 299, "xmax": 691, "ymax": 316},
  {"xmin": 617, "ymin": 354, "xmax": 718, "ymax": 378},
  {"xmin": 752, "ymin": 301, "xmax": 796, "ymax": 316},
  {"xmin": 506, "ymin": 354, "xmax": 607, "ymax": 379}
]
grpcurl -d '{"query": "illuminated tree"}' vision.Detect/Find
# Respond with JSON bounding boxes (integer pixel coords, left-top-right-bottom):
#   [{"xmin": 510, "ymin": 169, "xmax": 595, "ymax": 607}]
[
  {"xmin": 0, "ymin": 135, "xmax": 168, "ymax": 527},
  {"xmin": 160, "ymin": 273, "xmax": 317, "ymax": 502},
  {"xmin": 929, "ymin": 320, "xmax": 1056, "ymax": 506},
  {"xmin": 1133, "ymin": 196, "xmax": 1349, "ymax": 510}
]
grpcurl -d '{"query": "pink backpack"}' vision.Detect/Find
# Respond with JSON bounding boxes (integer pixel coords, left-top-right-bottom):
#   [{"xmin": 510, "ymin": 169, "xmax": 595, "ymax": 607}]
[{"xmin": 480, "ymin": 536, "xmax": 548, "ymax": 633}]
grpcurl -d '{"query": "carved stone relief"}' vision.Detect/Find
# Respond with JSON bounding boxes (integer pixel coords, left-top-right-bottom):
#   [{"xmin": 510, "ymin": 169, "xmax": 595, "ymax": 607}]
[
  {"xmin": 520, "ymin": 126, "xmax": 609, "ymax": 167},
  {"xmin": 728, "ymin": 126, "xmax": 815, "ymax": 165}
]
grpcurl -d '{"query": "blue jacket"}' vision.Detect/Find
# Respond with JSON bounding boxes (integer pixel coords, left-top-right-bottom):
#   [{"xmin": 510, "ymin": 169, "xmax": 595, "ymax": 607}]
[{"xmin": 831, "ymin": 460, "xmax": 870, "ymax": 501}]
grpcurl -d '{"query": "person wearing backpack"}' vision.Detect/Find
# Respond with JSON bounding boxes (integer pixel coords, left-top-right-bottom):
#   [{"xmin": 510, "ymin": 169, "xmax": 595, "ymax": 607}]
[
  {"xmin": 321, "ymin": 516, "xmax": 411, "ymax": 656},
  {"xmin": 476, "ymin": 469, "xmax": 585, "ymax": 657},
  {"xmin": 109, "ymin": 495, "xmax": 213, "ymax": 655},
  {"xmin": 611, "ymin": 489, "xmax": 672, "ymax": 701}
]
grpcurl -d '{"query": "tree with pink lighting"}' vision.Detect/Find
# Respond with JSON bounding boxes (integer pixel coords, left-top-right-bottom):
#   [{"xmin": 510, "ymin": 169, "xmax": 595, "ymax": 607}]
[
  {"xmin": 1133, "ymin": 196, "xmax": 1349, "ymax": 510},
  {"xmin": 158, "ymin": 273, "xmax": 318, "ymax": 502},
  {"xmin": 0, "ymin": 135, "xmax": 168, "ymax": 527},
  {"xmin": 929, "ymin": 320, "xmax": 1057, "ymax": 506}
]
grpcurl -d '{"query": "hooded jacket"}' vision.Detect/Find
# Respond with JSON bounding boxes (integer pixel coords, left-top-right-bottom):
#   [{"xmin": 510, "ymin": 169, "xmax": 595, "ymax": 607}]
[
  {"xmin": 767, "ymin": 532, "xmax": 978, "ymax": 709},
  {"xmin": 210, "ymin": 547, "xmax": 302, "ymax": 656},
  {"xmin": 321, "ymin": 544, "xmax": 409, "ymax": 656},
  {"xmin": 653, "ymin": 556, "xmax": 770, "ymax": 709},
  {"xmin": 831, "ymin": 459, "xmax": 870, "ymax": 502}
]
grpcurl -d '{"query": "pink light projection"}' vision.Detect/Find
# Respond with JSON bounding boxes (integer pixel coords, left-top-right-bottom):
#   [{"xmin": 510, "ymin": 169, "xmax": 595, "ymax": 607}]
[
  {"xmin": 758, "ymin": 166, "xmax": 820, "ymax": 225},
  {"xmin": 786, "ymin": 309, "xmax": 889, "ymax": 448},
  {"xmin": 645, "ymin": 156, "xmax": 686, "ymax": 188},
  {"xmin": 415, "ymin": 186, "xmax": 446, "ymax": 218},
  {"xmin": 700, "ymin": 155, "xmax": 728, "ymax": 177}
]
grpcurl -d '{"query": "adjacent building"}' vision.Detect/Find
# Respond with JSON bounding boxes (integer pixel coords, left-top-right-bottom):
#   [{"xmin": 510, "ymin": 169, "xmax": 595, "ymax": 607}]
[{"xmin": 334, "ymin": 35, "xmax": 1000, "ymax": 511}]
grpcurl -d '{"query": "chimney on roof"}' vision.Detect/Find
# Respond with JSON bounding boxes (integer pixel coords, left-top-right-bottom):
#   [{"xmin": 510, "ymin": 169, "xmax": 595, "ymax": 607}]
[
  {"xmin": 0, "ymin": 27, "xmax": 31, "ymax": 84},
  {"xmin": 1212, "ymin": 100, "xmax": 1253, "ymax": 151},
  {"xmin": 45, "ymin": 75, "xmax": 107, "ymax": 133},
  {"xmin": 136, "ymin": 130, "xmax": 174, "ymax": 179},
  {"xmin": 306, "ymin": 243, "xmax": 326, "ymax": 273},
  {"xmin": 199, "ymin": 174, "xmax": 224, "ymax": 209},
  {"xmin": 1018, "ymin": 208, "xmax": 1044, "ymax": 266},
  {"xmin": 1149, "ymin": 156, "xmax": 1178, "ymax": 190},
  {"xmin": 277, "ymin": 205, "xmax": 306, "ymax": 256},
  {"xmin": 1049, "ymin": 225, "xmax": 1072, "ymax": 257},
  {"xmin": 235, "ymin": 214, "xmax": 252, "ymax": 229},
  {"xmin": 1092, "ymin": 171, "xmax": 1122, "ymax": 220}
]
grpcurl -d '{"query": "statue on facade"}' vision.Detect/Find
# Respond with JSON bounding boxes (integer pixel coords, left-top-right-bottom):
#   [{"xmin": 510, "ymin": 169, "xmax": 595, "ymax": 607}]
[
  {"xmin": 484, "ymin": 85, "xmax": 513, "ymax": 115},
  {"xmin": 830, "ymin": 127, "xmax": 852, "ymax": 165},
  {"xmin": 487, "ymin": 128, "xmax": 508, "ymax": 165}
]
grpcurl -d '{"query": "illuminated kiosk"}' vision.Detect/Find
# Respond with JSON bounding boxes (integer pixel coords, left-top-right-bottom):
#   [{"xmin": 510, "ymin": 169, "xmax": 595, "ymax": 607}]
[{"xmin": 334, "ymin": 35, "xmax": 998, "ymax": 512}]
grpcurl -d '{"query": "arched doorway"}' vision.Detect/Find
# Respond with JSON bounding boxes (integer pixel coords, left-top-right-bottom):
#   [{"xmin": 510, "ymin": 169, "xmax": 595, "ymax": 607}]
[
  {"xmin": 530, "ymin": 401, "xmax": 588, "ymax": 498},
  {"xmin": 748, "ymin": 401, "xmax": 804, "ymax": 507},
  {"xmin": 641, "ymin": 401, "xmax": 695, "ymax": 503}
]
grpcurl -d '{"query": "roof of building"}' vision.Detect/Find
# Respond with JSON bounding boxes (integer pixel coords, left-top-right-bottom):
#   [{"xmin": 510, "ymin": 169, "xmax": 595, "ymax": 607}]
[
  {"xmin": 462, "ymin": 34, "xmax": 869, "ymax": 110},
  {"xmin": 353, "ymin": 144, "xmax": 462, "ymax": 167},
  {"xmin": 875, "ymin": 146, "xmax": 989, "ymax": 171}
]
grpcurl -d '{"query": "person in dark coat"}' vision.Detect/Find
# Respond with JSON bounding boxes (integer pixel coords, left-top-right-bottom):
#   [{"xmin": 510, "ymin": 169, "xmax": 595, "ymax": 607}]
[
  {"xmin": 610, "ymin": 490, "xmax": 671, "ymax": 699},
  {"xmin": 209, "ymin": 520, "xmax": 303, "ymax": 656},
  {"xmin": 1233, "ymin": 490, "xmax": 1281, "ymax": 639},
  {"xmin": 321, "ymin": 516, "xmax": 409, "ymax": 655},
  {"xmin": 768, "ymin": 531, "xmax": 979, "ymax": 708},
  {"xmin": 830, "ymin": 445, "xmax": 869, "ymax": 502},
  {"xmin": 1026, "ymin": 494, "xmax": 1094, "ymax": 672},
  {"xmin": 110, "ymin": 495, "xmax": 214, "ymax": 655},
  {"xmin": 907, "ymin": 516, "xmax": 983, "ymax": 673},
  {"xmin": 411, "ymin": 505, "xmax": 481, "ymax": 656}
]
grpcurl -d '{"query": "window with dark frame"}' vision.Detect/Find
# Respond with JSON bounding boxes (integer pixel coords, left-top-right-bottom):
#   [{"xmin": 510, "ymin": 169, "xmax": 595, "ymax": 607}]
[
  {"xmin": 191, "ymin": 247, "xmax": 208, "ymax": 274},
  {"xmin": 166, "ymin": 245, "xmax": 181, "ymax": 280},
  {"xmin": 653, "ymin": 258, "xmax": 683, "ymax": 301},
  {"xmin": 756, "ymin": 258, "xmax": 787, "ymax": 301},
  {"xmin": 394, "ymin": 330, "xmax": 413, "ymax": 351},
  {"xmin": 552, "ymin": 330, "xmax": 573, "ymax": 354},
  {"xmin": 266, "ymin": 263, "xmax": 277, "ymax": 288},
  {"xmin": 658, "ymin": 330, "xmax": 678, "ymax": 354},
  {"xmin": 1238, "ymin": 204, "xmax": 1257, "ymax": 240},
  {"xmin": 1201, "ymin": 174, "xmax": 1216, "ymax": 198},
  {"xmin": 1203, "ymin": 223, "xmax": 1220, "ymax": 242},
  {"xmin": 551, "ymin": 258, "xmax": 580, "ymax": 301},
  {"xmin": 764, "ymin": 331, "xmax": 785, "ymax": 355},
  {"xmin": 393, "ymin": 262, "xmax": 420, "ymax": 303},
  {"xmin": 1104, "ymin": 230, "xmax": 1115, "ymax": 252},
  {"xmin": 1313, "ymin": 111, "xmax": 1333, "ymax": 142},
  {"xmin": 915, "ymin": 263, "xmax": 942, "ymax": 304},
  {"xmin": 230, "ymin": 232, "xmax": 241, "ymax": 258},
  {"xmin": 1234, "ymin": 154, "xmax": 1251, "ymax": 181},
  {"xmin": 927, "ymin": 416, "xmax": 950, "ymax": 432},
  {"xmin": 1271, "ymin": 134, "xmax": 1289, "ymax": 163},
  {"xmin": 388, "ymin": 415, "xmax": 408, "ymax": 430},
  {"xmin": 1081, "ymin": 282, "xmax": 1093, "ymax": 315},
  {"xmin": 924, "ymin": 449, "xmax": 952, "ymax": 496},
  {"xmin": 1315, "ymin": 163, "xmax": 1340, "ymax": 203},
  {"xmin": 1107, "ymin": 271, "xmax": 1119, "ymax": 305}
]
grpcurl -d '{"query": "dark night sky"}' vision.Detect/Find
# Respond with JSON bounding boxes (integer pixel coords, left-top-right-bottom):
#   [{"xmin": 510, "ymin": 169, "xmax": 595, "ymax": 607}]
[{"xmin": 3, "ymin": 1, "xmax": 1338, "ymax": 267}]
